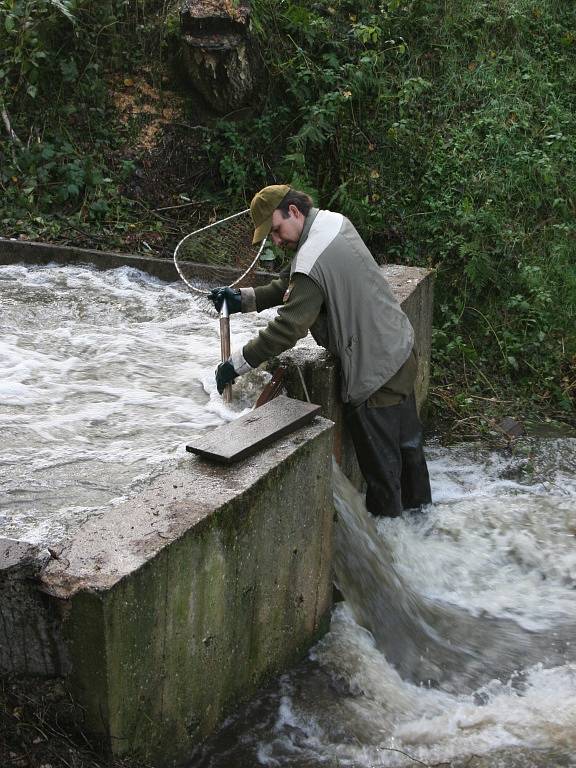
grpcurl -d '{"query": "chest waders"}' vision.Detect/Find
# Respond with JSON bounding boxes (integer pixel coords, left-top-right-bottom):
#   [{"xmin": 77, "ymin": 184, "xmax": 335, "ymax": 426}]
[{"xmin": 344, "ymin": 393, "xmax": 432, "ymax": 518}]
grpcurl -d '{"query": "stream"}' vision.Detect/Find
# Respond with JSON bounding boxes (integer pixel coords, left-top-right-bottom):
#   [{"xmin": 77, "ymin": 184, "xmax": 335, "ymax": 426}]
[
  {"xmin": 0, "ymin": 262, "xmax": 270, "ymax": 543},
  {"xmin": 2, "ymin": 263, "xmax": 575, "ymax": 767},
  {"xmin": 193, "ymin": 438, "xmax": 576, "ymax": 767}
]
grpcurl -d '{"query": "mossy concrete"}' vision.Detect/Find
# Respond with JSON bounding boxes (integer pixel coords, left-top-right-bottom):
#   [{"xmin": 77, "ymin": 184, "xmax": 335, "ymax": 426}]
[{"xmin": 40, "ymin": 417, "xmax": 334, "ymax": 765}]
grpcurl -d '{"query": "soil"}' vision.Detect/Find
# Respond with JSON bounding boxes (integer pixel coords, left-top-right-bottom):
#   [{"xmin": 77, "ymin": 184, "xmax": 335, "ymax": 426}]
[
  {"xmin": 0, "ymin": 676, "xmax": 149, "ymax": 768},
  {"xmin": 44, "ymin": 68, "xmax": 224, "ymax": 258}
]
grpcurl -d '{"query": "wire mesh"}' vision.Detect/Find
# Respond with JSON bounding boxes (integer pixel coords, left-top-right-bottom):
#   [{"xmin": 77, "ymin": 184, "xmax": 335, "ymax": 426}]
[{"xmin": 174, "ymin": 210, "xmax": 267, "ymax": 303}]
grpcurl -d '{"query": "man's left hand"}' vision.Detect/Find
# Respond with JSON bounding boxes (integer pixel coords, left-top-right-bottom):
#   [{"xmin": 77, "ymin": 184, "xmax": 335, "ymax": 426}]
[{"xmin": 215, "ymin": 360, "xmax": 238, "ymax": 394}]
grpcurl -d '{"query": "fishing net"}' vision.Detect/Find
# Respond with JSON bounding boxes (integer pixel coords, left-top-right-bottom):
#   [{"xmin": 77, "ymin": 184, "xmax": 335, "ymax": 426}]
[
  {"xmin": 173, "ymin": 209, "xmax": 270, "ymax": 401},
  {"xmin": 174, "ymin": 209, "xmax": 268, "ymax": 307}
]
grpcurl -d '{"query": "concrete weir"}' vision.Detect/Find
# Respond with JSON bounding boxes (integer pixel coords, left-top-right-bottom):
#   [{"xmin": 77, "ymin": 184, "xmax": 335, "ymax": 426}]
[{"xmin": 0, "ymin": 238, "xmax": 434, "ymax": 765}]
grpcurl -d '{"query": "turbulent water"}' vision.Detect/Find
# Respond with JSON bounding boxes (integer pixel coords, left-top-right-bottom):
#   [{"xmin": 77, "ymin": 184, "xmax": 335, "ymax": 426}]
[
  {"xmin": 0, "ymin": 262, "xmax": 272, "ymax": 544},
  {"xmin": 3, "ymin": 262, "xmax": 576, "ymax": 767},
  {"xmin": 193, "ymin": 441, "xmax": 576, "ymax": 767}
]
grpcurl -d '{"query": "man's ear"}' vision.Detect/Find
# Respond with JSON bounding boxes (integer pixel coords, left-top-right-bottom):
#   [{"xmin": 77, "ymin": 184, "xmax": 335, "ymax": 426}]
[{"xmin": 288, "ymin": 203, "xmax": 303, "ymax": 220}]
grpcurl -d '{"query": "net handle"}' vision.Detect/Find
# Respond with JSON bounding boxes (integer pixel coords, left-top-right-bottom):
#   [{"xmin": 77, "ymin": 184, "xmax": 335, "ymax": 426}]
[
  {"xmin": 173, "ymin": 209, "xmax": 271, "ymax": 403},
  {"xmin": 220, "ymin": 299, "xmax": 232, "ymax": 403},
  {"xmin": 173, "ymin": 209, "xmax": 268, "ymax": 296}
]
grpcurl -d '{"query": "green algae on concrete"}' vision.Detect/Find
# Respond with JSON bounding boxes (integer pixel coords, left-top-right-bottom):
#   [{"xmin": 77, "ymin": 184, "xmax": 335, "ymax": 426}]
[{"xmin": 42, "ymin": 417, "xmax": 334, "ymax": 765}]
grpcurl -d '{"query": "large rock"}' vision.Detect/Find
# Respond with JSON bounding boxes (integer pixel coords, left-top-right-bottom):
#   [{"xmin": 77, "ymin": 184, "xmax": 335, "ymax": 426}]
[{"xmin": 180, "ymin": 0, "xmax": 257, "ymax": 113}]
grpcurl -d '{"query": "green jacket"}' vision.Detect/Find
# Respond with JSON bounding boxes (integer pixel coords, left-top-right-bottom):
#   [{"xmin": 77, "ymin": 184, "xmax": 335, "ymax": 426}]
[{"xmin": 238, "ymin": 208, "xmax": 416, "ymax": 406}]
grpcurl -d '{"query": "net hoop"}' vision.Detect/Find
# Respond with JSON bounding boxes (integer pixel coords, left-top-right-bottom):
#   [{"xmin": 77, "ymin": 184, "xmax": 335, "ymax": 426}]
[{"xmin": 173, "ymin": 209, "xmax": 268, "ymax": 296}]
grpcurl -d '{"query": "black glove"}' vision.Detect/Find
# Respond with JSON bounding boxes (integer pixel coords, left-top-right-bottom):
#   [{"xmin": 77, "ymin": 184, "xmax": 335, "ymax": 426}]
[
  {"xmin": 209, "ymin": 286, "xmax": 242, "ymax": 314},
  {"xmin": 215, "ymin": 360, "xmax": 238, "ymax": 394}
]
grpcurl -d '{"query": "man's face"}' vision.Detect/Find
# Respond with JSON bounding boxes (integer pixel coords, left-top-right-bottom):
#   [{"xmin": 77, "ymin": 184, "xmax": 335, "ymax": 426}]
[{"xmin": 269, "ymin": 205, "xmax": 305, "ymax": 250}]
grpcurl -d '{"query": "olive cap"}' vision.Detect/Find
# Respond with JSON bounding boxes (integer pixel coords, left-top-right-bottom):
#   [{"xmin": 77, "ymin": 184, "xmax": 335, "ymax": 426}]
[{"xmin": 250, "ymin": 184, "xmax": 290, "ymax": 244}]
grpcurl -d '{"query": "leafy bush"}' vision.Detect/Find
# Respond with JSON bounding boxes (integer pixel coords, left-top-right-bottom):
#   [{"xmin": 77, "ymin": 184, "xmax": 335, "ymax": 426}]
[
  {"xmin": 0, "ymin": 0, "xmax": 171, "ymax": 236},
  {"xmin": 208, "ymin": 0, "xmax": 575, "ymax": 418}
]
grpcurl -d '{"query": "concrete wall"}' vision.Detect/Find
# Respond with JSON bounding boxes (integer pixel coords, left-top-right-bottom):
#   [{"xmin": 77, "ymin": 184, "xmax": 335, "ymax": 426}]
[
  {"xmin": 0, "ymin": 539, "xmax": 70, "ymax": 676},
  {"xmin": 0, "ymin": 238, "xmax": 434, "ymax": 765},
  {"xmin": 40, "ymin": 418, "xmax": 334, "ymax": 765},
  {"xmin": 0, "ymin": 237, "xmax": 276, "ymax": 287}
]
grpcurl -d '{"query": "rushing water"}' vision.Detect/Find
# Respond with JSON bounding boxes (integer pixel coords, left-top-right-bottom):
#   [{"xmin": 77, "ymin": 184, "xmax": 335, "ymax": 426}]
[
  {"xmin": 3, "ymin": 263, "xmax": 576, "ymax": 767},
  {"xmin": 192, "ymin": 441, "xmax": 576, "ymax": 767},
  {"xmin": 0, "ymin": 262, "xmax": 271, "ymax": 544}
]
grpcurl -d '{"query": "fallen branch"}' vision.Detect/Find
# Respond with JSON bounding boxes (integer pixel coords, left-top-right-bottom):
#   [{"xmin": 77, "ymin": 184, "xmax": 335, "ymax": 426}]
[
  {"xmin": 1, "ymin": 105, "xmax": 22, "ymax": 146},
  {"xmin": 154, "ymin": 200, "xmax": 202, "ymax": 212},
  {"xmin": 373, "ymin": 746, "xmax": 434, "ymax": 766}
]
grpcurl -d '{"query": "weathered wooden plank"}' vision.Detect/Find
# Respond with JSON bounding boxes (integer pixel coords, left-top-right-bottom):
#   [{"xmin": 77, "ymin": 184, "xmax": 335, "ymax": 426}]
[{"xmin": 186, "ymin": 395, "xmax": 321, "ymax": 463}]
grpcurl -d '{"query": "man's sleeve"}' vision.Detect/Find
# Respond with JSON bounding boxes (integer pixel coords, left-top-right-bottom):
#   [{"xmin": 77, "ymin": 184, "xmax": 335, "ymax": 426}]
[
  {"xmin": 242, "ymin": 273, "xmax": 324, "ymax": 368},
  {"xmin": 239, "ymin": 266, "xmax": 291, "ymax": 313}
]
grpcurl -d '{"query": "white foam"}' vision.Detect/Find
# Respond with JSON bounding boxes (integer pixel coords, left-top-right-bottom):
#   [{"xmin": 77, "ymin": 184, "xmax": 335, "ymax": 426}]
[
  {"xmin": 381, "ymin": 442, "xmax": 576, "ymax": 629},
  {"xmin": 244, "ymin": 439, "xmax": 576, "ymax": 768},
  {"xmin": 257, "ymin": 602, "xmax": 576, "ymax": 766},
  {"xmin": 1, "ymin": 263, "xmax": 274, "ymax": 542}
]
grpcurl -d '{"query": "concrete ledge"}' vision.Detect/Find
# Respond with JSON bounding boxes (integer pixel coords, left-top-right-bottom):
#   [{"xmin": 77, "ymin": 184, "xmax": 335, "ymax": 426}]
[
  {"xmin": 0, "ymin": 539, "xmax": 69, "ymax": 676},
  {"xmin": 0, "ymin": 237, "xmax": 275, "ymax": 286},
  {"xmin": 0, "ymin": 237, "xmax": 178, "ymax": 280},
  {"xmin": 39, "ymin": 416, "xmax": 334, "ymax": 765}
]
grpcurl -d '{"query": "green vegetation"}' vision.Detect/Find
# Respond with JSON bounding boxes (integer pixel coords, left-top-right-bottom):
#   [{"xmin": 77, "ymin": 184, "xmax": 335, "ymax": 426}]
[
  {"xmin": 1, "ymin": 0, "xmax": 574, "ymax": 432},
  {"xmin": 217, "ymin": 0, "xmax": 576, "ymax": 431},
  {"xmin": 0, "ymin": 0, "xmax": 176, "ymax": 240}
]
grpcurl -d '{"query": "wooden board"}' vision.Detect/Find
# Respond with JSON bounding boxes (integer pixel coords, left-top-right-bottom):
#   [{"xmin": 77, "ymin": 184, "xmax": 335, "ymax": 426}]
[{"xmin": 186, "ymin": 396, "xmax": 321, "ymax": 464}]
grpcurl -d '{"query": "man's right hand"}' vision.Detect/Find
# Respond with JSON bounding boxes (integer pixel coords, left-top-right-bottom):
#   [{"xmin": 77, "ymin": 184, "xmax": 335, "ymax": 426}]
[{"xmin": 209, "ymin": 286, "xmax": 242, "ymax": 314}]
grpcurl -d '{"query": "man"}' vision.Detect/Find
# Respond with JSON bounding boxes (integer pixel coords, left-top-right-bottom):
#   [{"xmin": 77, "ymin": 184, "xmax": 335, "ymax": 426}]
[{"xmin": 211, "ymin": 185, "xmax": 431, "ymax": 518}]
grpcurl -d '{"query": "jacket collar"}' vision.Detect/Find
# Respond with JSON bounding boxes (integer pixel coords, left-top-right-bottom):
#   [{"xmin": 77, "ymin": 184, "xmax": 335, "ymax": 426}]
[{"xmin": 296, "ymin": 208, "xmax": 319, "ymax": 252}]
